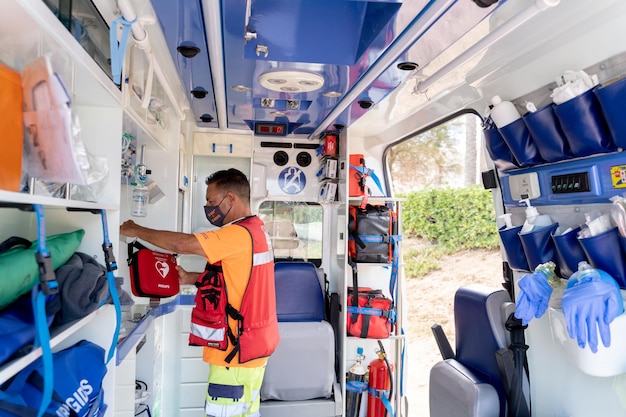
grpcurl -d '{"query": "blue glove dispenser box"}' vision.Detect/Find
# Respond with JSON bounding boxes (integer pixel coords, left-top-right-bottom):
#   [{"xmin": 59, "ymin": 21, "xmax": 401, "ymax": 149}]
[
  {"xmin": 594, "ymin": 77, "xmax": 626, "ymax": 150},
  {"xmin": 498, "ymin": 225, "xmax": 529, "ymax": 271},
  {"xmin": 553, "ymin": 89, "xmax": 615, "ymax": 157},
  {"xmin": 483, "ymin": 127, "xmax": 519, "ymax": 172},
  {"xmin": 551, "ymin": 227, "xmax": 588, "ymax": 279},
  {"xmin": 523, "ymin": 104, "xmax": 572, "ymax": 163},
  {"xmin": 519, "ymin": 223, "xmax": 560, "ymax": 272},
  {"xmin": 578, "ymin": 227, "xmax": 626, "ymax": 288},
  {"xmin": 498, "ymin": 118, "xmax": 544, "ymax": 167}
]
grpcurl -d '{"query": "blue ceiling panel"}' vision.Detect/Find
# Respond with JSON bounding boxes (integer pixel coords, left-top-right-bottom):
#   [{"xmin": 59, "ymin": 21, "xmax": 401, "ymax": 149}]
[
  {"xmin": 147, "ymin": 0, "xmax": 499, "ymax": 136},
  {"xmin": 243, "ymin": 0, "xmax": 401, "ymax": 65}
]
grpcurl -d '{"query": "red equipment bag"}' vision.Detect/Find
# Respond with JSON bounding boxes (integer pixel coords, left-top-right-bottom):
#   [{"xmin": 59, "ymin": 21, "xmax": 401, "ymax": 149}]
[
  {"xmin": 349, "ymin": 154, "xmax": 366, "ymax": 197},
  {"xmin": 346, "ymin": 287, "xmax": 393, "ymax": 339},
  {"xmin": 127, "ymin": 241, "xmax": 179, "ymax": 298}
]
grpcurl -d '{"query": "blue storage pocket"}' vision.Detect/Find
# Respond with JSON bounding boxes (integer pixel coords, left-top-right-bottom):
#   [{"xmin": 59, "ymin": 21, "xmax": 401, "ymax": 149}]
[
  {"xmin": 483, "ymin": 127, "xmax": 519, "ymax": 171},
  {"xmin": 551, "ymin": 227, "xmax": 587, "ymax": 278},
  {"xmin": 498, "ymin": 225, "xmax": 529, "ymax": 271},
  {"xmin": 518, "ymin": 223, "xmax": 560, "ymax": 272},
  {"xmin": 594, "ymin": 77, "xmax": 626, "ymax": 149},
  {"xmin": 578, "ymin": 227, "xmax": 626, "ymax": 288},
  {"xmin": 498, "ymin": 118, "xmax": 544, "ymax": 167},
  {"xmin": 523, "ymin": 104, "xmax": 572, "ymax": 162},
  {"xmin": 553, "ymin": 89, "xmax": 615, "ymax": 157}
]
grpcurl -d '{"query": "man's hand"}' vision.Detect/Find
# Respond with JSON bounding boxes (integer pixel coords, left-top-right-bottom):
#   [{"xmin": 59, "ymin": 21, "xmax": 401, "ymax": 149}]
[
  {"xmin": 120, "ymin": 220, "xmax": 140, "ymax": 238},
  {"xmin": 176, "ymin": 265, "xmax": 201, "ymax": 285}
]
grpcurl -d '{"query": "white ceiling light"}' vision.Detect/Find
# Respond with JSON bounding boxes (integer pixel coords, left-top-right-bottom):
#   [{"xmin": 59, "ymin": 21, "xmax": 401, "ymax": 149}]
[{"xmin": 259, "ymin": 71, "xmax": 324, "ymax": 93}]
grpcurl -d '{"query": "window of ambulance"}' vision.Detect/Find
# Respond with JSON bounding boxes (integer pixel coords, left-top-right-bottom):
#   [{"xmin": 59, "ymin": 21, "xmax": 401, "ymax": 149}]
[{"xmin": 258, "ymin": 201, "xmax": 323, "ymax": 267}]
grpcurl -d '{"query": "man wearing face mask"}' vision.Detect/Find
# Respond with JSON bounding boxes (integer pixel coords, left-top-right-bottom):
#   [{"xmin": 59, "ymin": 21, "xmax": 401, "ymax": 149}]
[{"xmin": 120, "ymin": 168, "xmax": 279, "ymax": 417}]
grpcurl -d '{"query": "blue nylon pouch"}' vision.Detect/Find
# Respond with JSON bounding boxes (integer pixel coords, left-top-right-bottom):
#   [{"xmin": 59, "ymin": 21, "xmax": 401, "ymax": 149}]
[
  {"xmin": 0, "ymin": 293, "xmax": 58, "ymax": 366},
  {"xmin": 553, "ymin": 89, "xmax": 615, "ymax": 157},
  {"xmin": 523, "ymin": 104, "xmax": 572, "ymax": 162},
  {"xmin": 483, "ymin": 127, "xmax": 520, "ymax": 171},
  {"xmin": 551, "ymin": 227, "xmax": 588, "ymax": 279},
  {"xmin": 578, "ymin": 227, "xmax": 626, "ymax": 288},
  {"xmin": 498, "ymin": 118, "xmax": 544, "ymax": 167},
  {"xmin": 519, "ymin": 223, "xmax": 560, "ymax": 272},
  {"xmin": 498, "ymin": 225, "xmax": 529, "ymax": 271},
  {"xmin": 594, "ymin": 77, "xmax": 626, "ymax": 149}
]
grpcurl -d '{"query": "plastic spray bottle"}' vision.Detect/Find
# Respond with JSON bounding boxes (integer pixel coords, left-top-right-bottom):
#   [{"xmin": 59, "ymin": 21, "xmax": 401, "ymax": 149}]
[
  {"xmin": 346, "ymin": 347, "xmax": 367, "ymax": 417},
  {"xmin": 519, "ymin": 199, "xmax": 552, "ymax": 234}
]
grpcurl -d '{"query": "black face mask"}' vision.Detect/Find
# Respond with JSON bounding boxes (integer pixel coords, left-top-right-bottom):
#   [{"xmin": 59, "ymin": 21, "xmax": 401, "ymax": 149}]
[{"xmin": 204, "ymin": 195, "xmax": 231, "ymax": 227}]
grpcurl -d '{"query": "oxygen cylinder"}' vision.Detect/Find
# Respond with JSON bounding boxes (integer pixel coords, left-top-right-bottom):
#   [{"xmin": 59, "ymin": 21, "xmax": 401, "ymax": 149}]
[
  {"xmin": 368, "ymin": 342, "xmax": 393, "ymax": 417},
  {"xmin": 345, "ymin": 347, "xmax": 367, "ymax": 417}
]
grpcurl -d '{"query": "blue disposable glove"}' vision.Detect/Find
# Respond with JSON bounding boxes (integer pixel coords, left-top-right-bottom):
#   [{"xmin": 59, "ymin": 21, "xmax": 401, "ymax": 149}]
[
  {"xmin": 562, "ymin": 268, "xmax": 624, "ymax": 353},
  {"xmin": 514, "ymin": 271, "xmax": 553, "ymax": 325}
]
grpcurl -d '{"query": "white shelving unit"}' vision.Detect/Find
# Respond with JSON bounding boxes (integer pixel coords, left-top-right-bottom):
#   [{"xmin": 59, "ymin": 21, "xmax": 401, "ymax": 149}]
[
  {"xmin": 342, "ymin": 195, "xmax": 406, "ymax": 417},
  {"xmin": 0, "ymin": 1, "xmax": 125, "ymax": 413}
]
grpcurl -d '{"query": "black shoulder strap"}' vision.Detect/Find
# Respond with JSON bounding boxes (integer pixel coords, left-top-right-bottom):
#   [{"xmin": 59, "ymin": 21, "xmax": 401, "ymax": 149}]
[{"xmin": 496, "ymin": 313, "xmax": 531, "ymax": 417}]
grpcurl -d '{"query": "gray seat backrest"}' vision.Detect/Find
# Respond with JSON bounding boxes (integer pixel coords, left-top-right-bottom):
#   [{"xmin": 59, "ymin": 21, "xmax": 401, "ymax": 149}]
[{"xmin": 429, "ymin": 284, "xmax": 520, "ymax": 417}]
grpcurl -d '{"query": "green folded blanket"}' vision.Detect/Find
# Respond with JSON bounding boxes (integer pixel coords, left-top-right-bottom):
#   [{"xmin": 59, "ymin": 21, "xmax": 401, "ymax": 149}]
[{"xmin": 0, "ymin": 229, "xmax": 85, "ymax": 310}]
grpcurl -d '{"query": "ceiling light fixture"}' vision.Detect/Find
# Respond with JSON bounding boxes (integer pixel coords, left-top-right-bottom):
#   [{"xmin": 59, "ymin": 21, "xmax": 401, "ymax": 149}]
[
  {"xmin": 231, "ymin": 85, "xmax": 252, "ymax": 92},
  {"xmin": 259, "ymin": 71, "xmax": 324, "ymax": 93},
  {"xmin": 323, "ymin": 91, "xmax": 342, "ymax": 98}
]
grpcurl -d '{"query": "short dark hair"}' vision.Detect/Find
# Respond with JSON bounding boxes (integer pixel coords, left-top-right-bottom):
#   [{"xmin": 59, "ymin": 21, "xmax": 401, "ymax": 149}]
[{"xmin": 205, "ymin": 168, "xmax": 250, "ymax": 201}]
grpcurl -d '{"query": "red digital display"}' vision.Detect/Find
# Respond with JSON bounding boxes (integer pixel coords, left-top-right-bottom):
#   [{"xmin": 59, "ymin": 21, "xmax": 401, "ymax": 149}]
[{"xmin": 255, "ymin": 123, "xmax": 287, "ymax": 136}]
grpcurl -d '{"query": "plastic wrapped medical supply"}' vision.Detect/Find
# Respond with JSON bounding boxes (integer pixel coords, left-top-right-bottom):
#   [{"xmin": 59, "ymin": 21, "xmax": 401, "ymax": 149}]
[
  {"xmin": 562, "ymin": 262, "xmax": 624, "ymax": 353},
  {"xmin": 551, "ymin": 70, "xmax": 599, "ymax": 105},
  {"xmin": 610, "ymin": 195, "xmax": 626, "ymax": 237}
]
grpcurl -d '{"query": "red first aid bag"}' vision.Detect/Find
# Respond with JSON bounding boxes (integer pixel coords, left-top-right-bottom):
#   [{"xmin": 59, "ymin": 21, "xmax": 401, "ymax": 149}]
[
  {"xmin": 127, "ymin": 241, "xmax": 179, "ymax": 298},
  {"xmin": 346, "ymin": 287, "xmax": 394, "ymax": 339}
]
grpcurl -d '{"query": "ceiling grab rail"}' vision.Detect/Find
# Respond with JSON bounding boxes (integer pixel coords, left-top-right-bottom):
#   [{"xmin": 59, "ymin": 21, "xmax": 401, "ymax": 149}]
[
  {"xmin": 117, "ymin": 0, "xmax": 186, "ymax": 121},
  {"xmin": 307, "ymin": 0, "xmax": 459, "ymax": 140}
]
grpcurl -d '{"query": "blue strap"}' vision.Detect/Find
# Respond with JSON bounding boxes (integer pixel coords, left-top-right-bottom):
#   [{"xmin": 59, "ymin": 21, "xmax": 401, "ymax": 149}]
[
  {"xmin": 32, "ymin": 204, "xmax": 56, "ymax": 417},
  {"xmin": 99, "ymin": 210, "xmax": 121, "ymax": 364},
  {"xmin": 346, "ymin": 380, "xmax": 368, "ymax": 393},
  {"xmin": 368, "ymin": 387, "xmax": 395, "ymax": 417},
  {"xmin": 349, "ymin": 164, "xmax": 385, "ymax": 196},
  {"xmin": 389, "ymin": 234, "xmax": 402, "ymax": 302},
  {"xmin": 109, "ymin": 16, "xmax": 135, "ymax": 85},
  {"xmin": 346, "ymin": 305, "xmax": 396, "ymax": 323}
]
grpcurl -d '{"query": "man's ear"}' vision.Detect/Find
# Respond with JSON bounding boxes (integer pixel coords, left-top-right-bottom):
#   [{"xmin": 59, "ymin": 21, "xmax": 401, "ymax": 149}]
[{"xmin": 225, "ymin": 191, "xmax": 237, "ymax": 204}]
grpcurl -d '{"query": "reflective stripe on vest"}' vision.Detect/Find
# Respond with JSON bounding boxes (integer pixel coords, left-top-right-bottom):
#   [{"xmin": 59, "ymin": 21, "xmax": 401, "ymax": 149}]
[
  {"xmin": 253, "ymin": 249, "xmax": 273, "ymax": 266},
  {"xmin": 190, "ymin": 322, "xmax": 226, "ymax": 347}
]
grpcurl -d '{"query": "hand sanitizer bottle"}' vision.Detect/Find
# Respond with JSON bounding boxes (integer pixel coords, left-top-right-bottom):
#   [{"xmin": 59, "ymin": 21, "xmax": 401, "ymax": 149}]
[{"xmin": 520, "ymin": 199, "xmax": 552, "ymax": 234}]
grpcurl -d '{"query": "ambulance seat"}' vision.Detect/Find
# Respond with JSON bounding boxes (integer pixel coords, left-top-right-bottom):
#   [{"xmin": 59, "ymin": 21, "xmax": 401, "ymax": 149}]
[
  {"xmin": 261, "ymin": 261, "xmax": 340, "ymax": 417},
  {"xmin": 429, "ymin": 284, "xmax": 521, "ymax": 417}
]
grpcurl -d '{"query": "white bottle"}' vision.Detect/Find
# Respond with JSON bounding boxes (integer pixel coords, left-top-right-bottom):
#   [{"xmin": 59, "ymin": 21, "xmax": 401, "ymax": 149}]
[
  {"xmin": 498, "ymin": 213, "xmax": 514, "ymax": 229},
  {"xmin": 131, "ymin": 186, "xmax": 149, "ymax": 217},
  {"xmin": 519, "ymin": 199, "xmax": 552, "ymax": 234},
  {"xmin": 490, "ymin": 95, "xmax": 522, "ymax": 128}
]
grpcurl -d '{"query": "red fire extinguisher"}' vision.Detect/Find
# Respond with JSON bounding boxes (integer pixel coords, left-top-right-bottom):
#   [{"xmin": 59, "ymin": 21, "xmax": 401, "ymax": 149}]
[{"xmin": 368, "ymin": 341, "xmax": 394, "ymax": 417}]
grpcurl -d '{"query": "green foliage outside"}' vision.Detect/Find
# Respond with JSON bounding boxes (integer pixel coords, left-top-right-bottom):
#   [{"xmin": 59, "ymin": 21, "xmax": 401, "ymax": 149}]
[{"xmin": 401, "ymin": 186, "xmax": 500, "ymax": 278}]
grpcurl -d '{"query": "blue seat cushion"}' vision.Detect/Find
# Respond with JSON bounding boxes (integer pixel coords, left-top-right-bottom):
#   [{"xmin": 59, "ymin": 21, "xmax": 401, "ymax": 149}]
[{"xmin": 274, "ymin": 262, "xmax": 325, "ymax": 322}]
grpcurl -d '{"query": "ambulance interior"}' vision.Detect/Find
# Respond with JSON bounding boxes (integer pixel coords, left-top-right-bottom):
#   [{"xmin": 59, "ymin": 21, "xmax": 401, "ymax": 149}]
[{"xmin": 1, "ymin": 0, "xmax": 626, "ymax": 416}]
